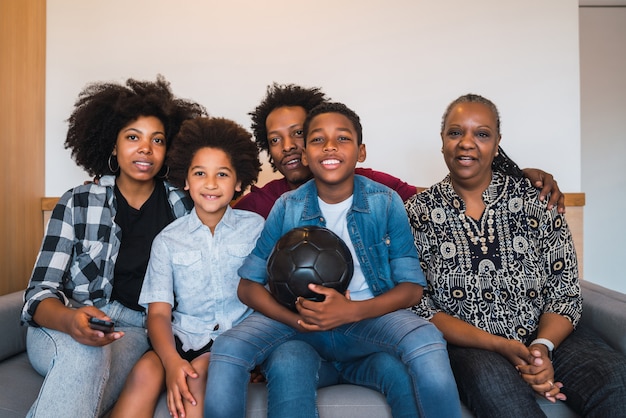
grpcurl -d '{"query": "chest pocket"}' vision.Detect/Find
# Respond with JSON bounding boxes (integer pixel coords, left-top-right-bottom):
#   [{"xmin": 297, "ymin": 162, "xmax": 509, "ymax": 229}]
[
  {"xmin": 172, "ymin": 250, "xmax": 202, "ymax": 270},
  {"xmin": 70, "ymin": 240, "xmax": 105, "ymax": 286},
  {"xmin": 171, "ymin": 250, "xmax": 204, "ymax": 296},
  {"xmin": 224, "ymin": 243, "xmax": 255, "ymax": 274}
]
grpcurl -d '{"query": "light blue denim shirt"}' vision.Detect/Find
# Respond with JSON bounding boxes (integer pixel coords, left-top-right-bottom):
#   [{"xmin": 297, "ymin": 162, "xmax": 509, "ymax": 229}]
[
  {"xmin": 238, "ymin": 175, "xmax": 425, "ymax": 295},
  {"xmin": 140, "ymin": 206, "xmax": 264, "ymax": 351}
]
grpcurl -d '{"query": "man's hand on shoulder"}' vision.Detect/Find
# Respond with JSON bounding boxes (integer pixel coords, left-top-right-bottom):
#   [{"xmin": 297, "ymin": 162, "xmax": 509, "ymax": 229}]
[{"xmin": 522, "ymin": 168, "xmax": 565, "ymax": 213}]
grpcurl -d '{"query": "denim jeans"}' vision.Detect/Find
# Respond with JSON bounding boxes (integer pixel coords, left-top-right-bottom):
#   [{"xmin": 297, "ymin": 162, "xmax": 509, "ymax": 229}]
[
  {"xmin": 448, "ymin": 327, "xmax": 626, "ymax": 418},
  {"xmin": 262, "ymin": 340, "xmax": 418, "ymax": 418},
  {"xmin": 336, "ymin": 349, "xmax": 419, "ymax": 418},
  {"xmin": 26, "ymin": 301, "xmax": 148, "ymax": 417},
  {"xmin": 205, "ymin": 310, "xmax": 461, "ymax": 418}
]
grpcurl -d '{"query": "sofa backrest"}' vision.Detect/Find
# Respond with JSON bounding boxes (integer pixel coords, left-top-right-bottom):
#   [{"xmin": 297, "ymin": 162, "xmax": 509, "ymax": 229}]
[
  {"xmin": 580, "ymin": 280, "xmax": 626, "ymax": 356},
  {"xmin": 0, "ymin": 291, "xmax": 27, "ymax": 361}
]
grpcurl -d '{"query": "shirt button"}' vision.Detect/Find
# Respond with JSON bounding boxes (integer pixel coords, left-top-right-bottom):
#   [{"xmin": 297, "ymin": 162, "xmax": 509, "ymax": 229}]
[{"xmin": 214, "ymin": 324, "xmax": 220, "ymax": 331}]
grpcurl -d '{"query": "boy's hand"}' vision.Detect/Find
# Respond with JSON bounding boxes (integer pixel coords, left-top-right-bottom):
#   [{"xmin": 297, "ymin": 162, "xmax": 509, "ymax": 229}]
[
  {"xmin": 296, "ymin": 284, "xmax": 356, "ymax": 331},
  {"xmin": 165, "ymin": 358, "xmax": 199, "ymax": 418}
]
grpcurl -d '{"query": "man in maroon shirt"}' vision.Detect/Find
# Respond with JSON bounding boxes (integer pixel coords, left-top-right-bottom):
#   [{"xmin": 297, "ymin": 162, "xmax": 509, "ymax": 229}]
[{"xmin": 234, "ymin": 83, "xmax": 563, "ymax": 218}]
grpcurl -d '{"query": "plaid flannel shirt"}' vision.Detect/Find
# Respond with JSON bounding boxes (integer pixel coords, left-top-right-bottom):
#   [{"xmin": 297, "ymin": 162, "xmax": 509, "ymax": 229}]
[{"xmin": 21, "ymin": 175, "xmax": 192, "ymax": 326}]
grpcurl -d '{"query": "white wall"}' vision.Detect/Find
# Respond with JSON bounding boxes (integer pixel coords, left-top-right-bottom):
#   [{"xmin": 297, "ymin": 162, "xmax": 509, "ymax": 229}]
[
  {"xmin": 46, "ymin": 0, "xmax": 582, "ymax": 197},
  {"xmin": 580, "ymin": 7, "xmax": 626, "ymax": 293}
]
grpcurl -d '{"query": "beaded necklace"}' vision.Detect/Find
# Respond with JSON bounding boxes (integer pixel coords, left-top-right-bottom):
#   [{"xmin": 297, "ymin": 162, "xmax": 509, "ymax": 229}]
[{"xmin": 458, "ymin": 208, "xmax": 495, "ymax": 255}]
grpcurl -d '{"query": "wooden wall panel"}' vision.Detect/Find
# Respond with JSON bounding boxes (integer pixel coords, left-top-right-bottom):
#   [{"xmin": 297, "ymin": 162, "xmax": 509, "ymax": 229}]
[{"xmin": 0, "ymin": 0, "xmax": 46, "ymax": 295}]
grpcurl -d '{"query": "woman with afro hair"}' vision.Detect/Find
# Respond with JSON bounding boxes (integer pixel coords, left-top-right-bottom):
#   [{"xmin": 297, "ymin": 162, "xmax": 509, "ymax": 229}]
[{"xmin": 21, "ymin": 75, "xmax": 206, "ymax": 418}]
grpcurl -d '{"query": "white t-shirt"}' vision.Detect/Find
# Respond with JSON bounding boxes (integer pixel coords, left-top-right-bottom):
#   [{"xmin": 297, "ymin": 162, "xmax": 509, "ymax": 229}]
[{"xmin": 318, "ymin": 196, "xmax": 374, "ymax": 301}]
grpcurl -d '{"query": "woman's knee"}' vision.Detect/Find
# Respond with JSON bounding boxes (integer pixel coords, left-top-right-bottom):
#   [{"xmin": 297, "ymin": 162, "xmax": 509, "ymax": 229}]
[
  {"xmin": 449, "ymin": 347, "xmax": 535, "ymax": 408},
  {"xmin": 28, "ymin": 327, "xmax": 113, "ymax": 375}
]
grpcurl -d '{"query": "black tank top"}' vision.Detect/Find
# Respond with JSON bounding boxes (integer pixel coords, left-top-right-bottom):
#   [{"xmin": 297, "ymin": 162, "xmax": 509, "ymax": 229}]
[{"xmin": 111, "ymin": 180, "xmax": 174, "ymax": 311}]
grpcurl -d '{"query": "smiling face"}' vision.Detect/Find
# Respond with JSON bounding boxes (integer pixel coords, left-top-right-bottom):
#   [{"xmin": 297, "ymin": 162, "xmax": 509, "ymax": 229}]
[
  {"xmin": 185, "ymin": 147, "xmax": 241, "ymax": 230},
  {"xmin": 113, "ymin": 115, "xmax": 167, "ymax": 188},
  {"xmin": 266, "ymin": 106, "xmax": 313, "ymax": 189},
  {"xmin": 302, "ymin": 112, "xmax": 366, "ymax": 203},
  {"xmin": 441, "ymin": 102, "xmax": 501, "ymax": 191}
]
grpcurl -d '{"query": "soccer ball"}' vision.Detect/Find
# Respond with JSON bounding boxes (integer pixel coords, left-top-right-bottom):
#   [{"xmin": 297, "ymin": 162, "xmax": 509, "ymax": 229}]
[{"xmin": 267, "ymin": 226, "xmax": 354, "ymax": 311}]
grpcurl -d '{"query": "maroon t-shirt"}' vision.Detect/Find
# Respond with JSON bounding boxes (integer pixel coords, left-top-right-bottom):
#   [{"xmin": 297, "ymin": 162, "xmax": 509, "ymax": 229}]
[{"xmin": 234, "ymin": 168, "xmax": 417, "ymax": 219}]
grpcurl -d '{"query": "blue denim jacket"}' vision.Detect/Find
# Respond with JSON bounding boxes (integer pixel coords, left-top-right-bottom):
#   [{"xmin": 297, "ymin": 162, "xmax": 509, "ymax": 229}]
[{"xmin": 238, "ymin": 175, "xmax": 425, "ymax": 296}]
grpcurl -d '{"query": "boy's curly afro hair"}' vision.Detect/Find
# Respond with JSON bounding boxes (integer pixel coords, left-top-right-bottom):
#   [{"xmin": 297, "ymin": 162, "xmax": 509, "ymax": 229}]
[
  {"xmin": 304, "ymin": 102, "xmax": 363, "ymax": 145},
  {"xmin": 167, "ymin": 117, "xmax": 261, "ymax": 200},
  {"xmin": 64, "ymin": 75, "xmax": 207, "ymax": 177},
  {"xmin": 249, "ymin": 83, "xmax": 327, "ymax": 169}
]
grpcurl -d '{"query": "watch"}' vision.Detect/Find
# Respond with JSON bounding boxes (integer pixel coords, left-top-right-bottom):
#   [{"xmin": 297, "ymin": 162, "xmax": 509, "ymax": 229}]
[{"xmin": 530, "ymin": 338, "xmax": 554, "ymax": 360}]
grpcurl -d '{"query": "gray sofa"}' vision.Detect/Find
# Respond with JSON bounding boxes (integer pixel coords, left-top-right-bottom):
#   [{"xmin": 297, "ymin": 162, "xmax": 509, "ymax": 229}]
[{"xmin": 1, "ymin": 280, "xmax": 625, "ymax": 418}]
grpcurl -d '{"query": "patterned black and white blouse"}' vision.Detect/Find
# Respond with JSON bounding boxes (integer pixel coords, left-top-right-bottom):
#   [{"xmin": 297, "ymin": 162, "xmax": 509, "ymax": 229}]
[{"xmin": 404, "ymin": 172, "xmax": 581, "ymax": 344}]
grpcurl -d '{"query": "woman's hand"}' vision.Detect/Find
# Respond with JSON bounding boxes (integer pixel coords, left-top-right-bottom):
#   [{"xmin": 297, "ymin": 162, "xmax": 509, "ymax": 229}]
[
  {"xmin": 493, "ymin": 338, "xmax": 565, "ymax": 402},
  {"xmin": 69, "ymin": 306, "xmax": 123, "ymax": 346},
  {"xmin": 164, "ymin": 357, "xmax": 199, "ymax": 418},
  {"xmin": 517, "ymin": 346, "xmax": 567, "ymax": 403},
  {"xmin": 493, "ymin": 338, "xmax": 532, "ymax": 366},
  {"xmin": 32, "ymin": 299, "xmax": 123, "ymax": 346}
]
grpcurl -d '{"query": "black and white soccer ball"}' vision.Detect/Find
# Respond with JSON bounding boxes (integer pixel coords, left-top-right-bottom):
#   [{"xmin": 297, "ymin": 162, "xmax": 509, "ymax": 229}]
[{"xmin": 267, "ymin": 226, "xmax": 354, "ymax": 311}]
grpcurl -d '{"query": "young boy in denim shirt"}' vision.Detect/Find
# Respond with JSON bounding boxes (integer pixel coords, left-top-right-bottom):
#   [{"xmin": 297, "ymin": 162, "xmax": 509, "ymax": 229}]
[{"xmin": 205, "ymin": 103, "xmax": 462, "ymax": 418}]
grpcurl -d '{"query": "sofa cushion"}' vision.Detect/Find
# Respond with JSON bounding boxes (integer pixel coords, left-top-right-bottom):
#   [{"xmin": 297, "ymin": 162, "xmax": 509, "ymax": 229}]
[
  {"xmin": 154, "ymin": 383, "xmax": 393, "ymax": 418},
  {"xmin": 0, "ymin": 352, "xmax": 43, "ymax": 417},
  {"xmin": 0, "ymin": 291, "xmax": 27, "ymax": 361}
]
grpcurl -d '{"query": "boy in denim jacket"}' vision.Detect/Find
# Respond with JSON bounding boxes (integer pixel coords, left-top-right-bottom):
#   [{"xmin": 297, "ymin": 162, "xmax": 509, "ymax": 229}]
[{"xmin": 205, "ymin": 103, "xmax": 462, "ymax": 418}]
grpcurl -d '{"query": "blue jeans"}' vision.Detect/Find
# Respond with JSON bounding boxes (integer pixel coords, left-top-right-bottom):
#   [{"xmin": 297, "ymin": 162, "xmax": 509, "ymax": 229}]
[
  {"xmin": 26, "ymin": 301, "xmax": 148, "ymax": 417},
  {"xmin": 448, "ymin": 327, "xmax": 626, "ymax": 418},
  {"xmin": 262, "ymin": 340, "xmax": 418, "ymax": 418},
  {"xmin": 205, "ymin": 310, "xmax": 461, "ymax": 418}
]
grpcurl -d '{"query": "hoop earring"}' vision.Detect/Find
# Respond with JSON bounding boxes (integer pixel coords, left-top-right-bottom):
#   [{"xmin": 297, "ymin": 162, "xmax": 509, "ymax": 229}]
[
  {"xmin": 157, "ymin": 164, "xmax": 170, "ymax": 179},
  {"xmin": 108, "ymin": 155, "xmax": 119, "ymax": 173}
]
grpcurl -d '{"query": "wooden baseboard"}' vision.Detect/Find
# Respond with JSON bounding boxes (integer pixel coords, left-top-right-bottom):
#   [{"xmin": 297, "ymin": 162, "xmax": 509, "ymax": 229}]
[
  {"xmin": 564, "ymin": 193, "xmax": 585, "ymax": 207},
  {"xmin": 41, "ymin": 197, "xmax": 59, "ymax": 211}
]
